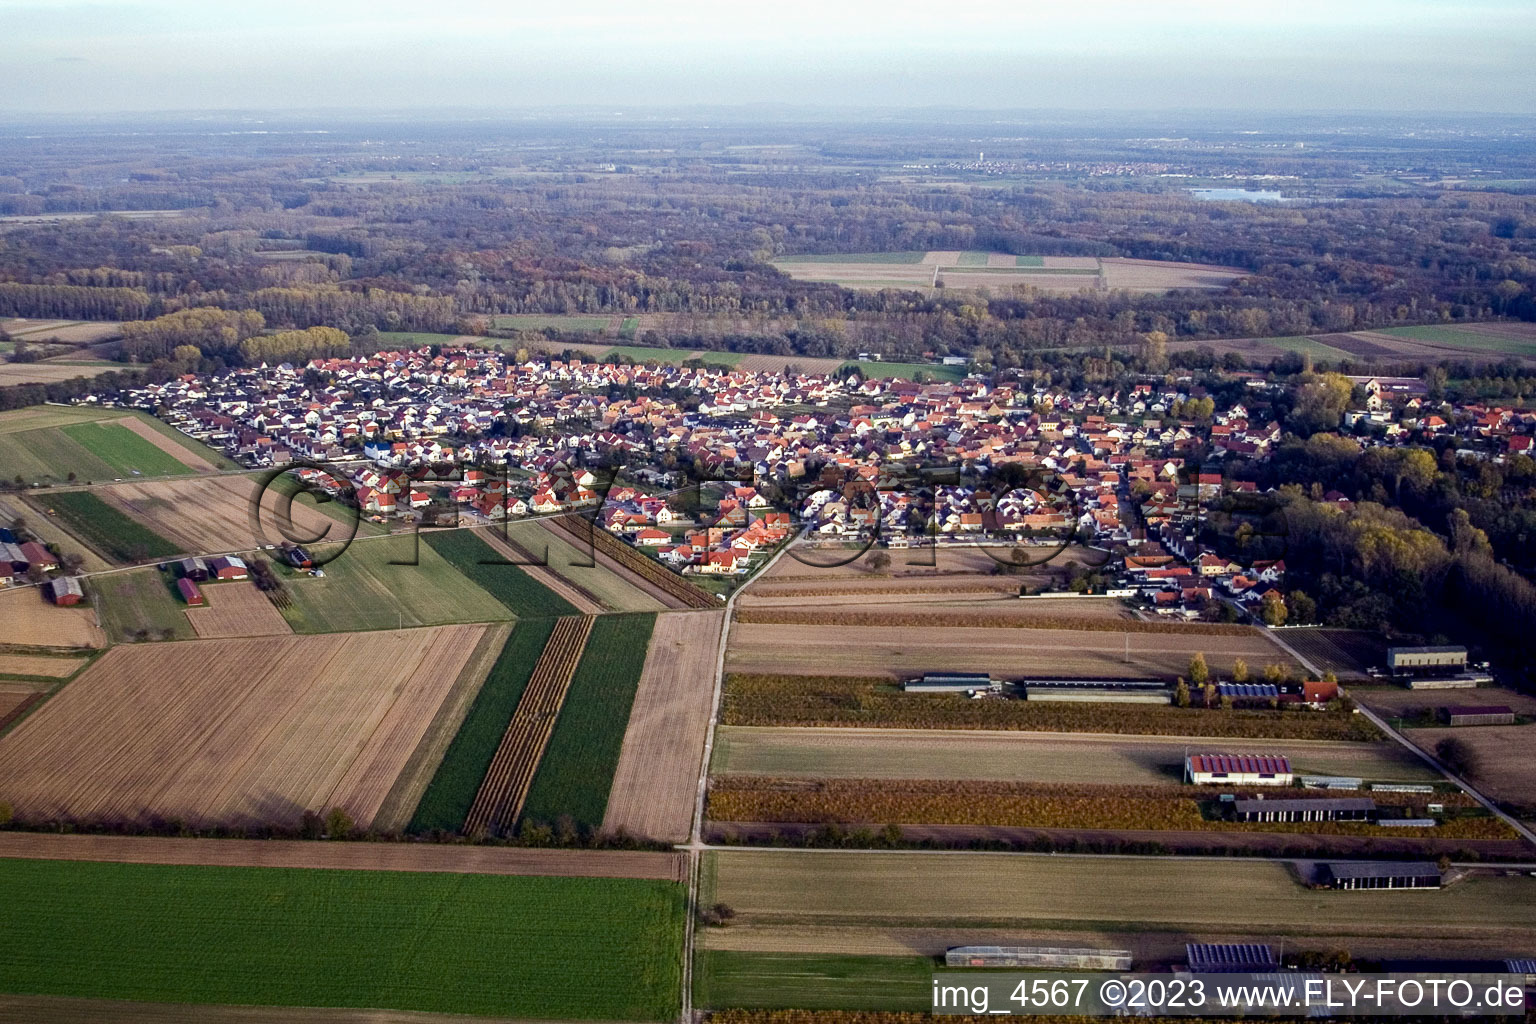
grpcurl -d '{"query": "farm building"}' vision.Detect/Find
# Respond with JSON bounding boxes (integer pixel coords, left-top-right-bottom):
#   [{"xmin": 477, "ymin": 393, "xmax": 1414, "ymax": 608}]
[
  {"xmin": 1303, "ymin": 679, "xmax": 1340, "ymax": 707},
  {"xmin": 1299, "ymin": 775, "xmax": 1364, "ymax": 790},
  {"xmin": 19, "ymin": 541, "xmax": 56, "ymax": 572},
  {"xmin": 1318, "ymin": 861, "xmax": 1441, "ymax": 890},
  {"xmin": 176, "ymin": 577, "xmax": 205, "ymax": 606},
  {"xmin": 1438, "ymin": 705, "xmax": 1516, "ymax": 726},
  {"xmin": 1186, "ymin": 943, "xmax": 1278, "ymax": 972},
  {"xmin": 946, "ymin": 946, "xmax": 1131, "ymax": 970},
  {"xmin": 1505, "ymin": 960, "xmax": 1536, "ymax": 986},
  {"xmin": 43, "ymin": 576, "xmax": 84, "ymax": 606},
  {"xmin": 176, "ymin": 556, "xmax": 210, "ymax": 581},
  {"xmin": 1185, "ymin": 753, "xmax": 1293, "ymax": 786},
  {"xmin": 281, "ymin": 546, "xmax": 314, "ymax": 568},
  {"xmin": 208, "ymin": 555, "xmax": 249, "ymax": 580},
  {"xmin": 1230, "ymin": 797, "xmax": 1374, "ymax": 823},
  {"xmin": 904, "ymin": 673, "xmax": 1000, "ymax": 694},
  {"xmin": 1023, "ymin": 679, "xmax": 1169, "ymax": 704},
  {"xmin": 1387, "ymin": 645, "xmax": 1466, "ymax": 676},
  {"xmin": 0, "ymin": 540, "xmax": 27, "ymax": 572}
]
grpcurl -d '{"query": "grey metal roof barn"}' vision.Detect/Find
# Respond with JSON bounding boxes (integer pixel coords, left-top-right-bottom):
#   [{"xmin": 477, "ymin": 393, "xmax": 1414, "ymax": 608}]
[
  {"xmin": 1318, "ymin": 861, "xmax": 1441, "ymax": 889},
  {"xmin": 1186, "ymin": 943, "xmax": 1277, "ymax": 972}
]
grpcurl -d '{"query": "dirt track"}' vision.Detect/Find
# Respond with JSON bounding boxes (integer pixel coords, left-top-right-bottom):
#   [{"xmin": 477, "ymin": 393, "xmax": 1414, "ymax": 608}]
[
  {"xmin": 0, "ymin": 831, "xmax": 686, "ymax": 881},
  {"xmin": 602, "ymin": 610, "xmax": 725, "ymax": 842}
]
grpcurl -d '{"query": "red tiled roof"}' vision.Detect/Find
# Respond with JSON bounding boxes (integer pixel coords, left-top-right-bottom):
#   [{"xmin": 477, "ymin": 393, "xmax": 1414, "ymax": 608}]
[{"xmin": 1186, "ymin": 754, "xmax": 1291, "ymax": 776}]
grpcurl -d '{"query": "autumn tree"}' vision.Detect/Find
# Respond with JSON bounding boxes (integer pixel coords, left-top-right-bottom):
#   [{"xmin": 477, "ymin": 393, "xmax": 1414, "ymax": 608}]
[{"xmin": 1188, "ymin": 652, "xmax": 1209, "ymax": 686}]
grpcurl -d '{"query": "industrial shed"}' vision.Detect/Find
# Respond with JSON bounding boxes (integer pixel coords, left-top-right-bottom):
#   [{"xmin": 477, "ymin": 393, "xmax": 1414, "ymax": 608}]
[
  {"xmin": 1439, "ymin": 705, "xmax": 1516, "ymax": 726},
  {"xmin": 1186, "ymin": 943, "xmax": 1277, "ymax": 972},
  {"xmin": 1231, "ymin": 797, "xmax": 1374, "ymax": 823},
  {"xmin": 1023, "ymin": 679, "xmax": 1169, "ymax": 704},
  {"xmin": 176, "ymin": 556, "xmax": 210, "ymax": 581},
  {"xmin": 1319, "ymin": 861, "xmax": 1441, "ymax": 890},
  {"xmin": 1185, "ymin": 753, "xmax": 1293, "ymax": 786},
  {"xmin": 904, "ymin": 673, "xmax": 999, "ymax": 694},
  {"xmin": 946, "ymin": 946, "xmax": 1131, "ymax": 970}
]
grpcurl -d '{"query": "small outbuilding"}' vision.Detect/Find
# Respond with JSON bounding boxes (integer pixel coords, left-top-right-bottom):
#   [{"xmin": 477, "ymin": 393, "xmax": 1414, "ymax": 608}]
[
  {"xmin": 904, "ymin": 673, "xmax": 1000, "ymax": 694},
  {"xmin": 176, "ymin": 556, "xmax": 210, "ymax": 581},
  {"xmin": 43, "ymin": 576, "xmax": 84, "ymax": 606},
  {"xmin": 176, "ymin": 577, "xmax": 205, "ymax": 606},
  {"xmin": 1439, "ymin": 705, "xmax": 1515, "ymax": 727}
]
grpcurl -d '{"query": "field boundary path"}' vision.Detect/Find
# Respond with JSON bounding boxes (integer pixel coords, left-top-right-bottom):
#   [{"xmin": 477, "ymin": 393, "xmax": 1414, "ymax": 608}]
[
  {"xmin": 463, "ymin": 614, "xmax": 596, "ymax": 835},
  {"xmin": 0, "ymin": 831, "xmax": 686, "ymax": 880},
  {"xmin": 1265, "ymin": 627, "xmax": 1536, "ymax": 848}
]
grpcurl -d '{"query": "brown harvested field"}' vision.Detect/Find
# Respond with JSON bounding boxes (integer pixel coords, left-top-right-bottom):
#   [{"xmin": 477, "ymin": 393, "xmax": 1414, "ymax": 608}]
[
  {"xmin": 183, "ymin": 581, "xmax": 293, "ymax": 638},
  {"xmin": 0, "ymin": 831, "xmax": 686, "ymax": 881},
  {"xmin": 101, "ymin": 474, "xmax": 342, "ymax": 555},
  {"xmin": 1279, "ymin": 628, "xmax": 1386, "ymax": 678},
  {"xmin": 1353, "ymin": 684, "xmax": 1536, "ymax": 718},
  {"xmin": 775, "ymin": 253, "xmax": 1240, "ymax": 295},
  {"xmin": 0, "ymin": 625, "xmax": 491, "ymax": 828},
  {"xmin": 1405, "ymin": 725, "xmax": 1536, "ymax": 809},
  {"xmin": 477, "ymin": 525, "xmax": 605, "ymax": 614},
  {"xmin": 739, "ymin": 590, "xmax": 1129, "ymax": 618},
  {"xmin": 726, "ymin": 621, "xmax": 1293, "ymax": 680},
  {"xmin": 703, "ymin": 850, "xmax": 1536, "ymax": 947},
  {"xmin": 602, "ymin": 609, "xmax": 726, "ymax": 842},
  {"xmin": 0, "ymin": 684, "xmax": 42, "ymax": 730},
  {"xmin": 114, "ymin": 415, "xmax": 217, "ymax": 471},
  {"xmin": 0, "ymin": 362, "xmax": 119, "ymax": 386},
  {"xmin": 0, "ymin": 319, "xmax": 120, "ymax": 344},
  {"xmin": 465, "ymin": 615, "xmax": 595, "ymax": 834},
  {"xmin": 1099, "ymin": 257, "xmax": 1246, "ymax": 291},
  {"xmin": 710, "ymin": 726, "xmax": 1439, "ymax": 785},
  {"xmin": 0, "ymin": 652, "xmax": 87, "ymax": 678},
  {"xmin": 0, "ymin": 586, "xmax": 106, "ymax": 648}
]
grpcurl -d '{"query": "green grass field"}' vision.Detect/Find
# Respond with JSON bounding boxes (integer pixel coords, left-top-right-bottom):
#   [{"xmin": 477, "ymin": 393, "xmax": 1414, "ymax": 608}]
[
  {"xmin": 955, "ymin": 251, "xmax": 990, "ymax": 266},
  {"xmin": 408, "ymin": 620, "xmax": 557, "ymax": 833},
  {"xmin": 58, "ymin": 422, "xmax": 192, "ymax": 478},
  {"xmin": 46, "ymin": 490, "xmax": 182, "ymax": 562},
  {"xmin": 521, "ymin": 612, "xmax": 657, "ymax": 830},
  {"xmin": 374, "ymin": 331, "xmax": 480, "ymax": 347},
  {"xmin": 603, "ymin": 345, "xmax": 742, "ymax": 367},
  {"xmin": 1259, "ymin": 336, "xmax": 1358, "ymax": 362},
  {"xmin": 0, "ymin": 406, "xmax": 235, "ymax": 484},
  {"xmin": 494, "ymin": 521, "xmax": 665, "ymax": 613},
  {"xmin": 0, "ymin": 858, "xmax": 685, "ymax": 1020},
  {"xmin": 493, "ymin": 314, "xmax": 614, "ymax": 333},
  {"xmin": 619, "ymin": 316, "xmax": 640, "ymax": 339},
  {"xmin": 837, "ymin": 360, "xmax": 967, "ymax": 382},
  {"xmin": 422, "ymin": 528, "xmax": 579, "ymax": 618},
  {"xmin": 1376, "ymin": 325, "xmax": 1536, "ymax": 359},
  {"xmin": 1016, "ymin": 255, "xmax": 1045, "ymax": 267},
  {"xmin": 275, "ymin": 536, "xmax": 513, "ymax": 633},
  {"xmin": 773, "ymin": 252, "xmax": 926, "ymax": 265},
  {"xmin": 91, "ymin": 567, "xmax": 196, "ymax": 642},
  {"xmin": 694, "ymin": 951, "xmax": 932, "ymax": 1011}
]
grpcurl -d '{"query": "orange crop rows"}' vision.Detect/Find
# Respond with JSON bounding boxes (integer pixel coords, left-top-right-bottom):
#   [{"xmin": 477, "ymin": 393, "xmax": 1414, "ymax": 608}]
[
  {"xmin": 463, "ymin": 614, "xmax": 596, "ymax": 835},
  {"xmin": 550, "ymin": 515, "xmax": 717, "ymax": 608}
]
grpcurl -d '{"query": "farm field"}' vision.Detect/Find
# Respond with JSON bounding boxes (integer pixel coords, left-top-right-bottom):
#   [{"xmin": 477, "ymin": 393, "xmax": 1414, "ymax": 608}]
[
  {"xmin": 0, "ymin": 683, "xmax": 42, "ymax": 731},
  {"xmin": 91, "ymin": 567, "xmax": 196, "ymax": 642},
  {"xmin": 721, "ymin": 675, "xmax": 1378, "ymax": 739},
  {"xmin": 1353, "ymin": 684, "xmax": 1536, "ymax": 718},
  {"xmin": 0, "ymin": 586, "xmax": 105, "ymax": 648},
  {"xmin": 772, "ymin": 251, "xmax": 1240, "ymax": 296},
  {"xmin": 474, "ymin": 525, "xmax": 603, "ymax": 613},
  {"xmin": 0, "ymin": 625, "xmax": 489, "ymax": 828},
  {"xmin": 40, "ymin": 490, "xmax": 182, "ymax": 562},
  {"xmin": 421, "ymin": 527, "xmax": 579, "ymax": 618},
  {"xmin": 501, "ymin": 518, "xmax": 671, "ymax": 612},
  {"xmin": 702, "ymin": 850, "xmax": 1536, "ymax": 943},
  {"xmin": 547, "ymin": 515, "xmax": 717, "ymax": 608},
  {"xmin": 493, "ymin": 313, "xmax": 616, "ymax": 333},
  {"xmin": 183, "ymin": 581, "xmax": 292, "ymax": 638},
  {"xmin": 836, "ymin": 360, "xmax": 966, "ymax": 382},
  {"xmin": 759, "ymin": 543, "xmax": 1109, "ymax": 582},
  {"xmin": 1280, "ymin": 628, "xmax": 1386, "ymax": 678},
  {"xmin": 694, "ymin": 951, "xmax": 931, "ymax": 1012},
  {"xmin": 603, "ymin": 610, "xmax": 726, "ymax": 843},
  {"xmin": 0, "ymin": 830, "xmax": 687, "ymax": 880},
  {"xmin": 521, "ymin": 613, "xmax": 657, "ymax": 831},
  {"xmin": 0, "ymin": 405, "xmax": 230, "ymax": 485},
  {"xmin": 0, "ymin": 360, "xmax": 120, "ymax": 386},
  {"xmin": 725, "ymin": 620, "xmax": 1293, "ymax": 680},
  {"xmin": 0, "ymin": 318, "xmax": 121, "ymax": 344},
  {"xmin": 710, "ymin": 727, "xmax": 1438, "ymax": 785},
  {"xmin": 735, "ymin": 352, "xmax": 846, "ymax": 374},
  {"xmin": 463, "ymin": 614, "xmax": 596, "ymax": 835},
  {"xmin": 0, "ymin": 495, "xmax": 110, "ymax": 572},
  {"xmin": 0, "ymin": 652, "xmax": 87, "ymax": 679},
  {"xmin": 277, "ymin": 537, "xmax": 514, "ymax": 633},
  {"xmin": 96, "ymin": 474, "xmax": 352, "ymax": 559},
  {"xmin": 738, "ymin": 591, "xmax": 1127, "ymax": 617},
  {"xmin": 408, "ymin": 619, "xmax": 557, "ymax": 834},
  {"xmin": 1406, "ymin": 725, "xmax": 1536, "ymax": 811},
  {"xmin": 1175, "ymin": 322, "xmax": 1536, "ymax": 368},
  {"xmin": 0, "ymin": 858, "xmax": 685, "ymax": 1020}
]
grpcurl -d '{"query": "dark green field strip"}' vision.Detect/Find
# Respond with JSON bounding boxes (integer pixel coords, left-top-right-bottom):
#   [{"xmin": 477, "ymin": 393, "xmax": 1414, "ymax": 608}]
[
  {"xmin": 693, "ymin": 951, "xmax": 933, "ymax": 1011},
  {"xmin": 422, "ymin": 528, "xmax": 579, "ymax": 618},
  {"xmin": 57, "ymin": 422, "xmax": 191, "ymax": 478},
  {"xmin": 0, "ymin": 858, "xmax": 685, "ymax": 1021},
  {"xmin": 521, "ymin": 612, "xmax": 657, "ymax": 830},
  {"xmin": 408, "ymin": 619, "xmax": 557, "ymax": 833},
  {"xmin": 45, "ymin": 490, "xmax": 181, "ymax": 562}
]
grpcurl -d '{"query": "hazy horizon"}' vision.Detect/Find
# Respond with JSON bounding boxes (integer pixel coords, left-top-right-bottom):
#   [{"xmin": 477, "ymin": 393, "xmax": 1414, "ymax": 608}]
[{"xmin": 3, "ymin": 0, "xmax": 1534, "ymax": 116}]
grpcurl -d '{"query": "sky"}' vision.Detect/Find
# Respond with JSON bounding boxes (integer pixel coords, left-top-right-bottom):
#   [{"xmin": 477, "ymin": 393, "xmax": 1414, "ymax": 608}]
[{"xmin": 2, "ymin": 0, "xmax": 1534, "ymax": 114}]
